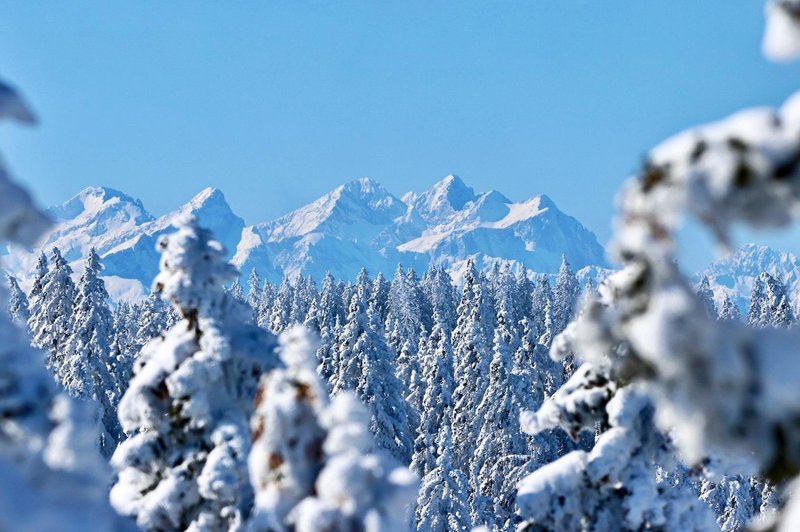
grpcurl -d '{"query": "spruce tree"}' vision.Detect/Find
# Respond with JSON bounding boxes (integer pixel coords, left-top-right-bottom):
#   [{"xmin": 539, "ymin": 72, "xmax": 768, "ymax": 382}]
[
  {"xmin": 134, "ymin": 291, "xmax": 171, "ymax": 351},
  {"xmin": 256, "ymin": 279, "xmax": 275, "ymax": 329},
  {"xmin": 370, "ymin": 271, "xmax": 391, "ymax": 322},
  {"xmin": 248, "ymin": 326, "xmax": 328, "ymax": 530},
  {"xmin": 415, "ymin": 423, "xmax": 472, "ymax": 532},
  {"xmin": 60, "ymin": 248, "xmax": 119, "ymax": 456},
  {"xmin": 6, "ymin": 273, "xmax": 29, "ymax": 325},
  {"xmin": 423, "ymin": 265, "xmax": 457, "ymax": 332},
  {"xmin": 249, "ymin": 326, "xmax": 419, "ymax": 532},
  {"xmin": 110, "ymin": 216, "xmax": 278, "ymax": 531},
  {"xmin": 270, "ymin": 275, "xmax": 294, "ymax": 333},
  {"xmin": 230, "ymin": 276, "xmax": 245, "ymax": 302},
  {"xmin": 289, "ymin": 394, "xmax": 418, "ymax": 532},
  {"xmin": 411, "ymin": 315, "xmax": 455, "ymax": 479},
  {"xmin": 530, "ymin": 274, "xmax": 553, "ymax": 340},
  {"xmin": 28, "ymin": 247, "xmax": 77, "ymax": 373},
  {"xmin": 356, "ymin": 301, "xmax": 413, "ymax": 463},
  {"xmin": 552, "ymin": 254, "xmax": 580, "ymax": 336},
  {"xmin": 450, "ymin": 259, "xmax": 492, "ymax": 471},
  {"xmin": 472, "ymin": 305, "xmax": 526, "ymax": 527},
  {"xmin": 27, "ymin": 250, "xmax": 48, "ymax": 311},
  {"xmin": 332, "ymin": 288, "xmax": 369, "ymax": 395},
  {"xmin": 718, "ymin": 293, "xmax": 741, "ymax": 321},
  {"xmin": 246, "ymin": 267, "xmax": 261, "ymax": 312},
  {"xmin": 386, "ymin": 265, "xmax": 428, "ymax": 351},
  {"xmin": 697, "ymin": 275, "xmax": 717, "ymax": 317}
]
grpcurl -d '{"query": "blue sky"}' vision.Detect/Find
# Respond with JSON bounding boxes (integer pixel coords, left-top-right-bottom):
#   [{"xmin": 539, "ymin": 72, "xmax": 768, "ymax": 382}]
[{"xmin": 1, "ymin": 2, "xmax": 800, "ymax": 269}]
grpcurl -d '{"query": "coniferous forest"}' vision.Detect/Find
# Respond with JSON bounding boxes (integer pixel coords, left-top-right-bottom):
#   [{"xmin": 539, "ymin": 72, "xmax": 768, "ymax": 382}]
[{"xmin": 5, "ymin": 3, "xmax": 800, "ymax": 531}]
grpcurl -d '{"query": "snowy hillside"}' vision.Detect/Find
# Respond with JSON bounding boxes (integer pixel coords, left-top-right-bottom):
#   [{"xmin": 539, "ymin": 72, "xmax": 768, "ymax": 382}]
[{"xmin": 5, "ymin": 175, "xmax": 608, "ymax": 300}]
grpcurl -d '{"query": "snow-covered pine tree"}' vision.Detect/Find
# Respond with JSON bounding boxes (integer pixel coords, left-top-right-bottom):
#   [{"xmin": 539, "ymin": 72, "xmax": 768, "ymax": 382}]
[
  {"xmin": 230, "ymin": 276, "xmax": 245, "ymax": 302},
  {"xmin": 422, "ymin": 265, "xmax": 457, "ymax": 332},
  {"xmin": 314, "ymin": 313, "xmax": 337, "ymax": 386},
  {"xmin": 530, "ymin": 274, "xmax": 553, "ymax": 341},
  {"xmin": 515, "ymin": 268, "xmax": 534, "ymax": 320},
  {"xmin": 318, "ymin": 271, "xmax": 343, "ymax": 332},
  {"xmin": 552, "ymin": 254, "xmax": 580, "ymax": 336},
  {"xmin": 408, "ymin": 267, "xmax": 433, "ymax": 334},
  {"xmin": 370, "ymin": 271, "xmax": 391, "ymax": 323},
  {"xmin": 59, "ymin": 248, "xmax": 119, "ymax": 457},
  {"xmin": 490, "ymin": 263, "xmax": 522, "ymax": 337},
  {"xmin": 270, "ymin": 275, "xmax": 294, "ymax": 333},
  {"xmin": 411, "ymin": 315, "xmax": 455, "ymax": 480},
  {"xmin": 133, "ymin": 290, "xmax": 172, "ymax": 351},
  {"xmin": 415, "ymin": 423, "xmax": 471, "ymax": 532},
  {"xmin": 356, "ymin": 301, "xmax": 413, "ymax": 463},
  {"xmin": 27, "ymin": 250, "xmax": 49, "ymax": 312},
  {"xmin": 746, "ymin": 273, "xmax": 767, "ymax": 326},
  {"xmin": 0, "ymin": 78, "xmax": 119, "ymax": 530},
  {"xmin": 450, "ymin": 258, "xmax": 492, "ymax": 472},
  {"xmin": 256, "ymin": 279, "xmax": 275, "ymax": 329},
  {"xmin": 764, "ymin": 274, "xmax": 794, "ymax": 327},
  {"xmin": 249, "ymin": 323, "xmax": 418, "ymax": 532},
  {"xmin": 472, "ymin": 303, "xmax": 527, "ymax": 528},
  {"xmin": 290, "ymin": 393, "xmax": 418, "ymax": 532},
  {"xmin": 517, "ymin": 377, "xmax": 716, "ymax": 530},
  {"xmin": 774, "ymin": 294, "xmax": 794, "ymax": 328},
  {"xmin": 516, "ymin": 9, "xmax": 800, "ymax": 528},
  {"xmin": 110, "ymin": 216, "xmax": 278, "ymax": 531},
  {"xmin": 246, "ymin": 267, "xmax": 261, "ymax": 313},
  {"xmin": 697, "ymin": 275, "xmax": 717, "ymax": 317},
  {"xmin": 28, "ymin": 247, "xmax": 77, "ymax": 373},
  {"xmin": 303, "ymin": 297, "xmax": 321, "ymax": 334},
  {"xmin": 109, "ymin": 301, "xmax": 135, "ymax": 407},
  {"xmin": 248, "ymin": 326, "xmax": 328, "ymax": 531},
  {"xmin": 748, "ymin": 272, "xmax": 794, "ymax": 328},
  {"xmin": 290, "ymin": 275, "xmax": 317, "ymax": 326},
  {"xmin": 395, "ymin": 335, "xmax": 423, "ymax": 444},
  {"xmin": 386, "ymin": 265, "xmax": 424, "ymax": 352},
  {"xmin": 332, "ymin": 286, "xmax": 369, "ymax": 395},
  {"xmin": 718, "ymin": 293, "xmax": 741, "ymax": 321},
  {"xmin": 700, "ymin": 470, "xmax": 769, "ymax": 531},
  {"xmin": 6, "ymin": 273, "xmax": 29, "ymax": 325}
]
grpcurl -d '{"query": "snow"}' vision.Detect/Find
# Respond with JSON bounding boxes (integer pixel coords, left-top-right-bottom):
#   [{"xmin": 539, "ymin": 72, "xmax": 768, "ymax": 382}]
[
  {"xmin": 6, "ymin": 175, "xmax": 607, "ymax": 300},
  {"xmin": 5, "ymin": 185, "xmax": 244, "ymax": 302},
  {"xmin": 764, "ymin": 0, "xmax": 800, "ymax": 61}
]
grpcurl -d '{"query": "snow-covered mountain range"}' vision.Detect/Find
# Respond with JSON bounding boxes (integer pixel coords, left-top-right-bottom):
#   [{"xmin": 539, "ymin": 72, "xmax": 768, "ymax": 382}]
[
  {"xmin": 700, "ymin": 243, "xmax": 800, "ymax": 316},
  {"xmin": 4, "ymin": 175, "xmax": 609, "ymax": 300}
]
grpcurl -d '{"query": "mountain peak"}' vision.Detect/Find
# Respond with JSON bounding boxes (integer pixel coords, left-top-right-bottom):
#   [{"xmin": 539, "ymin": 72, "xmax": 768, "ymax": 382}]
[
  {"xmin": 337, "ymin": 177, "xmax": 392, "ymax": 198},
  {"xmin": 187, "ymin": 187, "xmax": 227, "ymax": 209},
  {"xmin": 430, "ymin": 174, "xmax": 475, "ymax": 210},
  {"xmin": 412, "ymin": 174, "xmax": 477, "ymax": 224},
  {"xmin": 50, "ymin": 186, "xmax": 151, "ymax": 222}
]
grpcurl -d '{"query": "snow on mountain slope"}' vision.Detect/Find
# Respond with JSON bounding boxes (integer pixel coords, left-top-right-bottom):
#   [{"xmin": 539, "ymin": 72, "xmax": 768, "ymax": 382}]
[
  {"xmin": 4, "ymin": 186, "xmax": 243, "ymax": 301},
  {"xmin": 701, "ymin": 243, "xmax": 800, "ymax": 315},
  {"xmin": 234, "ymin": 175, "xmax": 608, "ymax": 283},
  {"xmin": 101, "ymin": 187, "xmax": 244, "ymax": 288},
  {"xmin": 396, "ymin": 184, "xmax": 604, "ymax": 275},
  {"xmin": 2, "ymin": 186, "xmax": 153, "ymax": 295},
  {"xmin": 233, "ymin": 177, "xmax": 411, "ymax": 282},
  {"xmin": 7, "ymin": 175, "xmax": 609, "ymax": 300}
]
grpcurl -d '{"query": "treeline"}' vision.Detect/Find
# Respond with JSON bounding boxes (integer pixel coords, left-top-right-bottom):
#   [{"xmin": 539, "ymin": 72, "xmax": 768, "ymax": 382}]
[
  {"xmin": 9, "ymin": 239, "xmax": 588, "ymax": 529},
  {"xmin": 7, "ymin": 237, "xmax": 788, "ymax": 529}
]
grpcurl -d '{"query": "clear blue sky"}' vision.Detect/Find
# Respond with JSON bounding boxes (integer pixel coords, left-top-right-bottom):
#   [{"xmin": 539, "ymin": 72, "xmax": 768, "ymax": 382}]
[{"xmin": 1, "ymin": 2, "xmax": 800, "ymax": 268}]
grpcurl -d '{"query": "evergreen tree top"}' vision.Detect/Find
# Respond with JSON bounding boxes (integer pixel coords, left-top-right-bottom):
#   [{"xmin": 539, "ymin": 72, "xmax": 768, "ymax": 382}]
[{"xmin": 152, "ymin": 215, "xmax": 239, "ymax": 323}]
